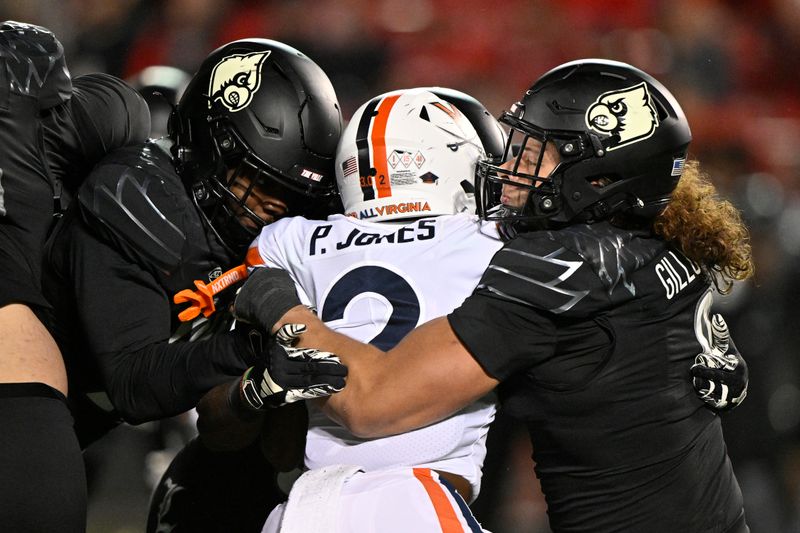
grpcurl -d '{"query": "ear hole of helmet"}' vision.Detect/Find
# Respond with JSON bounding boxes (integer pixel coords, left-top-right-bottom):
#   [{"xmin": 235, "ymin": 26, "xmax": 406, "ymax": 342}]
[{"xmin": 587, "ymin": 176, "xmax": 615, "ymax": 188}]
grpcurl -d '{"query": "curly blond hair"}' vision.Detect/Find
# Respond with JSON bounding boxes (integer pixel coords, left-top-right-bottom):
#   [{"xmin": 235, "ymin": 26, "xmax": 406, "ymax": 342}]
[{"xmin": 652, "ymin": 159, "xmax": 754, "ymax": 294}]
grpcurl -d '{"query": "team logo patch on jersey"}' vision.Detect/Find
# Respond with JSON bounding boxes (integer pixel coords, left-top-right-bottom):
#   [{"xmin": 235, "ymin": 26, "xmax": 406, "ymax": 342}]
[
  {"xmin": 208, "ymin": 51, "xmax": 271, "ymax": 112},
  {"xmin": 585, "ymin": 82, "xmax": 659, "ymax": 151},
  {"xmin": 207, "ymin": 266, "xmax": 222, "ymax": 281}
]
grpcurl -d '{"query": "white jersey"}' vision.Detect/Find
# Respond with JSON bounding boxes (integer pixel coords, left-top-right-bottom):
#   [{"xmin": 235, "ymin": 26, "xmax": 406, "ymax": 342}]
[{"xmin": 251, "ymin": 213, "xmax": 503, "ymax": 497}]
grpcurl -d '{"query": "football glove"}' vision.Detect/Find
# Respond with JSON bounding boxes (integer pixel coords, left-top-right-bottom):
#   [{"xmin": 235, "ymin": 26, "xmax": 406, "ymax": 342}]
[
  {"xmin": 235, "ymin": 326, "xmax": 347, "ymax": 410},
  {"xmin": 691, "ymin": 314, "xmax": 748, "ymax": 412},
  {"xmin": 275, "ymin": 323, "xmax": 308, "ymax": 346}
]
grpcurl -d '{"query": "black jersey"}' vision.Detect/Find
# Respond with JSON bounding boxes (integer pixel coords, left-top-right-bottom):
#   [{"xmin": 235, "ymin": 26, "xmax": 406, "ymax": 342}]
[
  {"xmin": 43, "ymin": 141, "xmax": 254, "ymax": 446},
  {"xmin": 449, "ymin": 221, "xmax": 744, "ymax": 532},
  {"xmin": 0, "ymin": 21, "xmax": 149, "ymax": 308}
]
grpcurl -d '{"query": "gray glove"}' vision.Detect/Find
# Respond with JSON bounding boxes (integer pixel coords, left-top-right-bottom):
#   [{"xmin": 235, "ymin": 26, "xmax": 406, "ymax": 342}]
[
  {"xmin": 691, "ymin": 314, "xmax": 748, "ymax": 411},
  {"xmin": 234, "ymin": 267, "xmax": 302, "ymax": 333}
]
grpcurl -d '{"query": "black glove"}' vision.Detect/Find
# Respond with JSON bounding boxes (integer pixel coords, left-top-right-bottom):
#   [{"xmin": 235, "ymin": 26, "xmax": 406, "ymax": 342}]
[
  {"xmin": 691, "ymin": 314, "xmax": 748, "ymax": 412},
  {"xmin": 233, "ymin": 327, "xmax": 347, "ymax": 410},
  {"xmin": 234, "ymin": 267, "xmax": 302, "ymax": 333}
]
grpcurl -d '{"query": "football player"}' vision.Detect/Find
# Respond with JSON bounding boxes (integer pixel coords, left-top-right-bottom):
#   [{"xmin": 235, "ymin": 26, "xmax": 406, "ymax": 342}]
[
  {"xmin": 0, "ymin": 21, "xmax": 150, "ymax": 532},
  {"xmin": 218, "ymin": 87, "xmax": 506, "ymax": 532},
  {"xmin": 237, "ymin": 59, "xmax": 753, "ymax": 533},
  {"xmin": 41, "ymin": 38, "xmax": 346, "ymax": 532}
]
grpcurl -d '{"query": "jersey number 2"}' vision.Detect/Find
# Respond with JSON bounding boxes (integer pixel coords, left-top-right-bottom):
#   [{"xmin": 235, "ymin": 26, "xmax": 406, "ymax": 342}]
[{"xmin": 321, "ymin": 265, "xmax": 420, "ymax": 350}]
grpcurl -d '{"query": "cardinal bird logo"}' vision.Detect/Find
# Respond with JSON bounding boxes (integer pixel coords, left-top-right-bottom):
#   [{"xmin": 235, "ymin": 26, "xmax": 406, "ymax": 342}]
[
  {"xmin": 585, "ymin": 82, "xmax": 659, "ymax": 151},
  {"xmin": 208, "ymin": 51, "xmax": 271, "ymax": 112}
]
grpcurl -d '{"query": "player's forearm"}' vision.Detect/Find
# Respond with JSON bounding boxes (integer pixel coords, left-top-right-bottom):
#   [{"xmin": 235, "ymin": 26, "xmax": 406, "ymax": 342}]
[
  {"xmin": 195, "ymin": 380, "xmax": 307, "ymax": 472},
  {"xmin": 280, "ymin": 308, "xmax": 495, "ymax": 438},
  {"xmin": 196, "ymin": 379, "xmax": 264, "ymax": 452},
  {"xmin": 100, "ymin": 332, "xmax": 253, "ymax": 423},
  {"xmin": 277, "ymin": 306, "xmax": 393, "ymax": 435}
]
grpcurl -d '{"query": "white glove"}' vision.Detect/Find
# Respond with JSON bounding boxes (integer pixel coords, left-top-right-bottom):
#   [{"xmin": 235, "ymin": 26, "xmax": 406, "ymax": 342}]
[{"xmin": 691, "ymin": 314, "xmax": 748, "ymax": 411}]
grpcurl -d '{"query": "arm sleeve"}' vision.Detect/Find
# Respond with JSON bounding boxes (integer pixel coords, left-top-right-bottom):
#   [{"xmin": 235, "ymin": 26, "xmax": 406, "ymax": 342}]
[{"xmin": 66, "ymin": 219, "xmax": 253, "ymax": 424}]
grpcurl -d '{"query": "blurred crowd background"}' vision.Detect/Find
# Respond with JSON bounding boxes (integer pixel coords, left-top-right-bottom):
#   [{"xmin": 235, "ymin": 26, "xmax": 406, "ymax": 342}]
[{"xmin": 1, "ymin": 0, "xmax": 799, "ymax": 531}]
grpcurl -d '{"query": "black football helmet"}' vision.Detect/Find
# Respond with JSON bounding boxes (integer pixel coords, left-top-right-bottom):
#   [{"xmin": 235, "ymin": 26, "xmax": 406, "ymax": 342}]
[
  {"xmin": 128, "ymin": 65, "xmax": 190, "ymax": 138},
  {"xmin": 475, "ymin": 59, "xmax": 692, "ymax": 226},
  {"xmin": 169, "ymin": 38, "xmax": 342, "ymax": 255}
]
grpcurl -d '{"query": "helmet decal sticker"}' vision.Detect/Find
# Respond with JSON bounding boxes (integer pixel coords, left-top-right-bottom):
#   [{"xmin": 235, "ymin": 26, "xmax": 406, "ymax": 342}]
[
  {"xmin": 430, "ymin": 101, "xmax": 460, "ymax": 120},
  {"xmin": 585, "ymin": 82, "xmax": 659, "ymax": 151},
  {"xmin": 208, "ymin": 51, "xmax": 271, "ymax": 112},
  {"xmin": 671, "ymin": 157, "xmax": 686, "ymax": 177},
  {"xmin": 300, "ymin": 168, "xmax": 324, "ymax": 182},
  {"xmin": 337, "ymin": 89, "xmax": 483, "ymax": 222},
  {"xmin": 346, "ymin": 201, "xmax": 432, "ymax": 220},
  {"xmin": 341, "ymin": 156, "xmax": 358, "ymax": 178},
  {"xmin": 429, "ymin": 101, "xmax": 475, "ymax": 145},
  {"xmin": 387, "ymin": 150, "xmax": 425, "ymax": 170}
]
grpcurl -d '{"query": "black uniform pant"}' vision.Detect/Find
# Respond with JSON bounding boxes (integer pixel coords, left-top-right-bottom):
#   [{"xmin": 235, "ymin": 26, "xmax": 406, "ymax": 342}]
[
  {"xmin": 147, "ymin": 437, "xmax": 286, "ymax": 533},
  {"xmin": 0, "ymin": 383, "xmax": 86, "ymax": 533}
]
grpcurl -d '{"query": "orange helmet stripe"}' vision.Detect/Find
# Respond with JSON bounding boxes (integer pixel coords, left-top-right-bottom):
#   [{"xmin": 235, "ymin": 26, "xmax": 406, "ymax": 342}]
[{"xmin": 371, "ymin": 94, "xmax": 401, "ymax": 198}]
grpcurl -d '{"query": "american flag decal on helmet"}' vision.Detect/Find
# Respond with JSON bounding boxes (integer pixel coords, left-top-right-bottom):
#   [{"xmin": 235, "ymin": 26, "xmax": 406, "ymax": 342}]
[
  {"xmin": 341, "ymin": 156, "xmax": 357, "ymax": 177},
  {"xmin": 671, "ymin": 157, "xmax": 686, "ymax": 177}
]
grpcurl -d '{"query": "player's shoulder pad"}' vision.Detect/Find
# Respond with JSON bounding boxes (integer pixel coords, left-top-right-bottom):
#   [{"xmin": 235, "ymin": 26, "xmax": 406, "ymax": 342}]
[
  {"xmin": 549, "ymin": 222, "xmax": 664, "ymax": 295},
  {"xmin": 259, "ymin": 214, "xmax": 315, "ymax": 244},
  {"xmin": 71, "ymin": 73, "xmax": 151, "ymax": 161},
  {"xmin": 0, "ymin": 21, "xmax": 71, "ymax": 109},
  {"xmin": 77, "ymin": 140, "xmax": 205, "ymax": 273},
  {"xmin": 256, "ymin": 215, "xmax": 322, "ymax": 266},
  {"xmin": 477, "ymin": 229, "xmax": 596, "ymax": 315},
  {"xmin": 477, "ymin": 222, "xmax": 663, "ymax": 316}
]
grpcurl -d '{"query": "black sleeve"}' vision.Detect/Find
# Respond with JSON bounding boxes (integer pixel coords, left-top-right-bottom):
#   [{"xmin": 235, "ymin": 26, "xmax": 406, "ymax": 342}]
[{"xmin": 62, "ymin": 218, "xmax": 253, "ymax": 424}]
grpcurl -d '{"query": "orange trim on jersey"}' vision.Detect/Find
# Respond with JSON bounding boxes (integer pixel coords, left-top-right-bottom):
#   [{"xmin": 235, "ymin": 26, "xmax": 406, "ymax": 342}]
[
  {"xmin": 371, "ymin": 94, "xmax": 401, "ymax": 198},
  {"xmin": 412, "ymin": 468, "xmax": 463, "ymax": 533},
  {"xmin": 245, "ymin": 246, "xmax": 264, "ymax": 267}
]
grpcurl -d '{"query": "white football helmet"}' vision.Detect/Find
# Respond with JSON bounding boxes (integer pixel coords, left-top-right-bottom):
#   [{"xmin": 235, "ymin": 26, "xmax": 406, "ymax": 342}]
[{"xmin": 336, "ymin": 88, "xmax": 486, "ymax": 222}]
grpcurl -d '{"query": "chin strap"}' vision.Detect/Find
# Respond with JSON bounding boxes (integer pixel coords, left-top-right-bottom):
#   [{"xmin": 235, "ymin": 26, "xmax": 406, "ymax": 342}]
[{"xmin": 581, "ymin": 194, "xmax": 645, "ymax": 223}]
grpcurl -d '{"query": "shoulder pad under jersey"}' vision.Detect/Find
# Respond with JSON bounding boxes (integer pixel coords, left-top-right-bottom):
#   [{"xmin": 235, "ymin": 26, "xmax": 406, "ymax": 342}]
[
  {"xmin": 77, "ymin": 141, "xmax": 229, "ymax": 285},
  {"xmin": 476, "ymin": 222, "xmax": 664, "ymax": 316},
  {"xmin": 0, "ymin": 21, "xmax": 71, "ymax": 109},
  {"xmin": 70, "ymin": 73, "xmax": 151, "ymax": 164}
]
